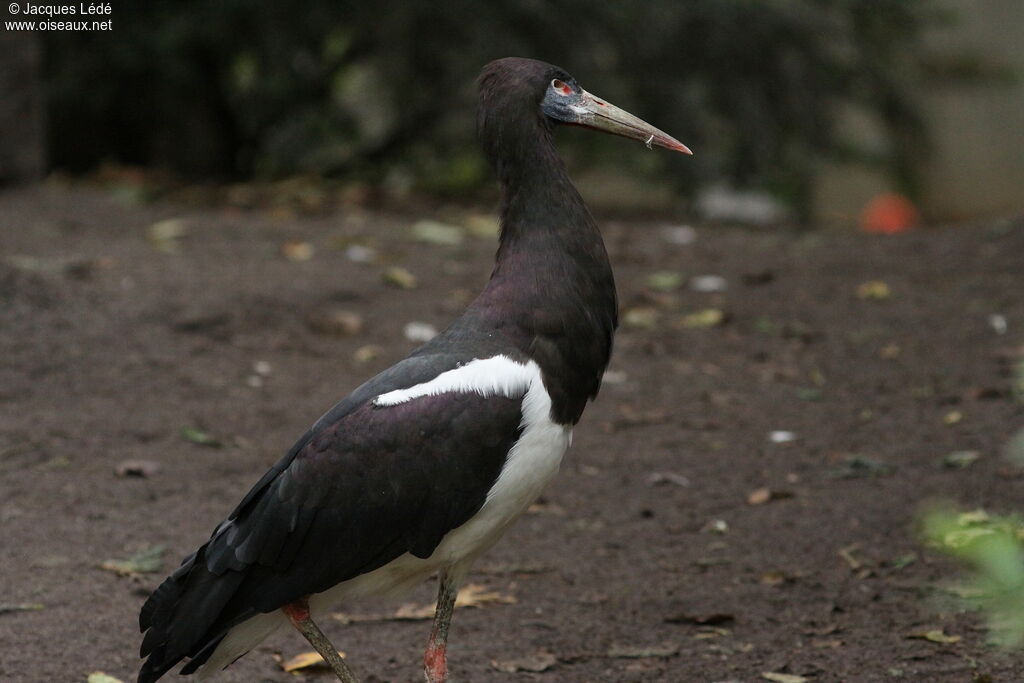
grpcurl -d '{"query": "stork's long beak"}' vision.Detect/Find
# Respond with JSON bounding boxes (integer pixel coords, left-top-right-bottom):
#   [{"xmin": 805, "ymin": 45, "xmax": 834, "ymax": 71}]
[{"xmin": 574, "ymin": 89, "xmax": 692, "ymax": 155}]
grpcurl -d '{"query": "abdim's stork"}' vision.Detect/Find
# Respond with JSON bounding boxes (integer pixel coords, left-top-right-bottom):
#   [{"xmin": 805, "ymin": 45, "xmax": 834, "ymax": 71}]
[{"xmin": 138, "ymin": 57, "xmax": 690, "ymax": 683}]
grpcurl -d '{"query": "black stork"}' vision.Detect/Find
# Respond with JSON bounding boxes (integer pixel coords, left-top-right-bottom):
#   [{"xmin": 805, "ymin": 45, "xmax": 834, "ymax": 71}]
[{"xmin": 138, "ymin": 57, "xmax": 690, "ymax": 683}]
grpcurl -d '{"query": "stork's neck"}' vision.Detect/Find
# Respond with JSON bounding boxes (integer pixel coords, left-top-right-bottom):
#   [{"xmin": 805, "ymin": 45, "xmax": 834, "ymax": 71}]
[
  {"xmin": 467, "ymin": 122, "xmax": 618, "ymax": 424},
  {"xmin": 491, "ymin": 125, "xmax": 611, "ymax": 283}
]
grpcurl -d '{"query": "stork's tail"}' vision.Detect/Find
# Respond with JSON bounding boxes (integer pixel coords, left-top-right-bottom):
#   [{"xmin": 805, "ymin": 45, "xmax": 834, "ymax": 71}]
[{"xmin": 137, "ymin": 546, "xmax": 242, "ymax": 682}]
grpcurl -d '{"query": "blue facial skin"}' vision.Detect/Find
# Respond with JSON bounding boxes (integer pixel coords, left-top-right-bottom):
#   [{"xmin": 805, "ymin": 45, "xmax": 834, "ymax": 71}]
[{"xmin": 540, "ymin": 78, "xmax": 585, "ymax": 124}]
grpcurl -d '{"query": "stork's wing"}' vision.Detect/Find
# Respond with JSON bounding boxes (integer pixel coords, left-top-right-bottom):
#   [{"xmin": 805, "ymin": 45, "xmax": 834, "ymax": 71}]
[{"xmin": 138, "ymin": 355, "xmax": 527, "ymax": 682}]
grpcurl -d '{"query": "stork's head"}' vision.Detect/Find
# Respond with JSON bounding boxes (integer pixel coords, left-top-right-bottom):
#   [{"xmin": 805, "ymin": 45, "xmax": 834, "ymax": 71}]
[{"xmin": 478, "ymin": 57, "xmax": 691, "ymax": 156}]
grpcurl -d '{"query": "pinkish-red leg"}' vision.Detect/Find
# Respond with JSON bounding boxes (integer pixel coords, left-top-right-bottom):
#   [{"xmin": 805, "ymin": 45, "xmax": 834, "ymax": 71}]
[
  {"xmin": 424, "ymin": 570, "xmax": 459, "ymax": 683},
  {"xmin": 282, "ymin": 598, "xmax": 359, "ymax": 683}
]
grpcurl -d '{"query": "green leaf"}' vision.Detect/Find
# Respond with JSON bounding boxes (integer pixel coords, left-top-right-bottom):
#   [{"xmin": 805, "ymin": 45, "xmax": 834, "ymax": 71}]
[
  {"xmin": 943, "ymin": 451, "xmax": 980, "ymax": 469},
  {"xmin": 100, "ymin": 545, "xmax": 166, "ymax": 576},
  {"xmin": 181, "ymin": 427, "xmax": 222, "ymax": 448},
  {"xmin": 646, "ymin": 271, "xmax": 684, "ymax": 291}
]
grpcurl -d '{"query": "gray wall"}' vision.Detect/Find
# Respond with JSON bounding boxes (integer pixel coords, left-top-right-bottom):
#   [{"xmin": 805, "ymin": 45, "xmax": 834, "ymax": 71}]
[{"xmin": 815, "ymin": 0, "xmax": 1024, "ymax": 225}]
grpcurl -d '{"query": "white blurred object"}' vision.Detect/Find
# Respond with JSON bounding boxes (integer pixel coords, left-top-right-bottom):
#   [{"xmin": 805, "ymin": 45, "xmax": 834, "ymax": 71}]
[
  {"xmin": 690, "ymin": 275, "xmax": 728, "ymax": 293},
  {"xmin": 989, "ymin": 314, "xmax": 1008, "ymax": 335},
  {"xmin": 345, "ymin": 244, "xmax": 376, "ymax": 263},
  {"xmin": 696, "ymin": 184, "xmax": 790, "ymax": 225},
  {"xmin": 403, "ymin": 321, "xmax": 438, "ymax": 343},
  {"xmin": 602, "ymin": 369, "xmax": 628, "ymax": 385},
  {"xmin": 661, "ymin": 224, "xmax": 697, "ymax": 245},
  {"xmin": 769, "ymin": 430, "xmax": 797, "ymax": 443}
]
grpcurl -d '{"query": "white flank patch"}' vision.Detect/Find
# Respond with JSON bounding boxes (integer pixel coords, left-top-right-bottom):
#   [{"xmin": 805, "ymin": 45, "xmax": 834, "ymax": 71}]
[
  {"xmin": 426, "ymin": 357, "xmax": 570, "ymax": 562},
  {"xmin": 373, "ymin": 355, "xmax": 537, "ymax": 407}
]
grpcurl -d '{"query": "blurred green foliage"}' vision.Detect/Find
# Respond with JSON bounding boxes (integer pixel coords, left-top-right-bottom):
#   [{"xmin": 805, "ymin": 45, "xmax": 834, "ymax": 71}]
[
  {"xmin": 44, "ymin": 1, "xmax": 954, "ymax": 212},
  {"xmin": 923, "ymin": 507, "xmax": 1024, "ymax": 648}
]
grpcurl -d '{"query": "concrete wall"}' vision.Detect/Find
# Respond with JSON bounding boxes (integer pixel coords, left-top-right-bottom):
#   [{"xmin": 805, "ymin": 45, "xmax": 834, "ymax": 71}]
[{"xmin": 814, "ymin": 0, "xmax": 1024, "ymax": 225}]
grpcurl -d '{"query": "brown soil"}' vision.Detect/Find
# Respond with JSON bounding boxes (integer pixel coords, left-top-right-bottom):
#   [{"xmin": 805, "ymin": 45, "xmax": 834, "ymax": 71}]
[{"xmin": 1, "ymin": 183, "xmax": 1022, "ymax": 682}]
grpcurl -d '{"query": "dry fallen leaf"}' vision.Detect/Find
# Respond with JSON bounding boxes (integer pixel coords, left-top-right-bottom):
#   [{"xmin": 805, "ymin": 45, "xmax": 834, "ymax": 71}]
[
  {"xmin": 147, "ymin": 219, "xmax": 187, "ymax": 253},
  {"xmin": 747, "ymin": 488, "xmax": 793, "ymax": 505},
  {"xmin": 463, "ymin": 214, "xmax": 499, "ymax": 238},
  {"xmin": 281, "ymin": 240, "xmax": 315, "ymax": 262},
  {"xmin": 646, "ymin": 471, "xmax": 691, "ymax": 488},
  {"xmin": 0, "ymin": 602, "xmax": 44, "ymax": 614},
  {"xmin": 100, "ymin": 545, "xmax": 165, "ymax": 576},
  {"xmin": 115, "ymin": 460, "xmax": 161, "ymax": 478},
  {"xmin": 454, "ymin": 583, "xmax": 517, "ymax": 609},
  {"xmin": 856, "ymin": 280, "xmax": 891, "ymax": 300},
  {"xmin": 382, "ymin": 266, "xmax": 418, "ymax": 289},
  {"xmin": 879, "ymin": 343, "xmax": 901, "ymax": 359},
  {"xmin": 393, "ymin": 581, "xmax": 516, "ymax": 618},
  {"xmin": 692, "ymin": 626, "xmax": 731, "ymax": 639},
  {"xmin": 490, "ymin": 651, "xmax": 557, "ymax": 673},
  {"xmin": 352, "ymin": 345, "xmax": 383, "ymax": 363},
  {"xmin": 87, "ymin": 673, "xmax": 125, "ymax": 683},
  {"xmin": 838, "ymin": 543, "xmax": 865, "ymax": 571},
  {"xmin": 412, "ymin": 220, "xmax": 465, "ymax": 246},
  {"xmin": 680, "ymin": 308, "xmax": 726, "ymax": 328},
  {"xmin": 623, "ymin": 307, "xmax": 659, "ymax": 329},
  {"xmin": 760, "ymin": 570, "xmax": 797, "ymax": 586},
  {"xmin": 279, "ymin": 650, "xmax": 347, "ymax": 672},
  {"xmin": 907, "ymin": 629, "xmax": 961, "ymax": 644},
  {"xmin": 748, "ymin": 487, "xmax": 772, "ymax": 505},
  {"xmin": 761, "ymin": 673, "xmax": 808, "ymax": 683},
  {"xmin": 607, "ymin": 642, "xmax": 679, "ymax": 658},
  {"xmin": 306, "ymin": 309, "xmax": 364, "ymax": 337},
  {"xmin": 335, "ymin": 584, "xmax": 516, "ymax": 623}
]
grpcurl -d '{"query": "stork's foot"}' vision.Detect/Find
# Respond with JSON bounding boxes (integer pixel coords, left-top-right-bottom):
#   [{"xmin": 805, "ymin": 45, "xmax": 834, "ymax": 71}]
[
  {"xmin": 423, "ymin": 644, "xmax": 447, "ymax": 682},
  {"xmin": 423, "ymin": 567, "xmax": 461, "ymax": 683},
  {"xmin": 423, "ymin": 642, "xmax": 447, "ymax": 683},
  {"xmin": 283, "ymin": 599, "xmax": 359, "ymax": 683}
]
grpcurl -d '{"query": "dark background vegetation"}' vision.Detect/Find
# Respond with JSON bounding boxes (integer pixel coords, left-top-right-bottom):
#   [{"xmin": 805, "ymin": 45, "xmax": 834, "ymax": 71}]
[{"xmin": 36, "ymin": 1, "xmax": 960, "ymax": 216}]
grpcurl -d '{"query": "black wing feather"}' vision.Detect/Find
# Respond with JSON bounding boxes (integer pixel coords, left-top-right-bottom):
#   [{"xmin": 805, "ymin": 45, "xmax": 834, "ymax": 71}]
[{"xmin": 138, "ymin": 355, "xmax": 525, "ymax": 682}]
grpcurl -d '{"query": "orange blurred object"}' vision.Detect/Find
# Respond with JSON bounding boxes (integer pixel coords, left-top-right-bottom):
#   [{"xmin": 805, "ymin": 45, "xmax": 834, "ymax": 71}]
[{"xmin": 860, "ymin": 193, "xmax": 918, "ymax": 234}]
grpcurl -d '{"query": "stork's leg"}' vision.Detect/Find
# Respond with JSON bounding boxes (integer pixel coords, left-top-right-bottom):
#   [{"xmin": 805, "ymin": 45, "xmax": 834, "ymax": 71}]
[
  {"xmin": 424, "ymin": 568, "xmax": 461, "ymax": 683},
  {"xmin": 282, "ymin": 599, "xmax": 359, "ymax": 683}
]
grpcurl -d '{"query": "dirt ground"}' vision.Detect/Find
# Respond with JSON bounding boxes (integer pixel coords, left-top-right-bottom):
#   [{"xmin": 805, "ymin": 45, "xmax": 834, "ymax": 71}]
[{"xmin": 1, "ymin": 182, "xmax": 1023, "ymax": 683}]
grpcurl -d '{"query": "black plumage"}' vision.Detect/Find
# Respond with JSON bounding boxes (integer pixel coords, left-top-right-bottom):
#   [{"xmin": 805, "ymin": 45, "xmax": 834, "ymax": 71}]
[{"xmin": 138, "ymin": 57, "xmax": 688, "ymax": 683}]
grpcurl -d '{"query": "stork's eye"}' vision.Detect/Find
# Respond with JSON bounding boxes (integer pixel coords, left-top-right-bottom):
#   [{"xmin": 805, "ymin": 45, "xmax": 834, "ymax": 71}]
[{"xmin": 551, "ymin": 79, "xmax": 573, "ymax": 96}]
